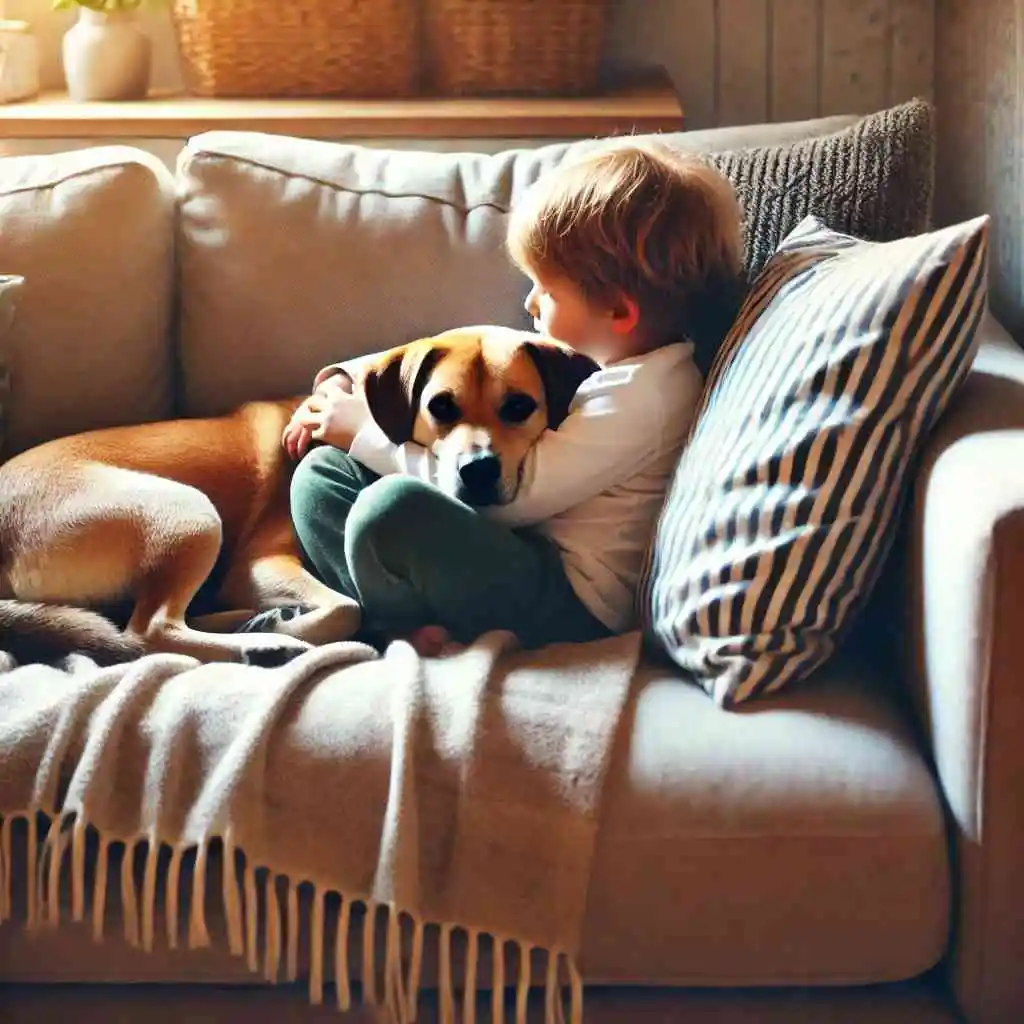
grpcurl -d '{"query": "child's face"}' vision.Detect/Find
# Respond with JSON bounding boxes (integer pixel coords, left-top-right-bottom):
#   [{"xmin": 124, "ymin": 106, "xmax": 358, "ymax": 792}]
[{"xmin": 522, "ymin": 266, "xmax": 639, "ymax": 365}]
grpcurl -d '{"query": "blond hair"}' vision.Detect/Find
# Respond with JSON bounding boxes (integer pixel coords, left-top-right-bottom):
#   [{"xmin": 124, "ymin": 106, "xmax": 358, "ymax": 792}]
[{"xmin": 507, "ymin": 140, "xmax": 745, "ymax": 341}]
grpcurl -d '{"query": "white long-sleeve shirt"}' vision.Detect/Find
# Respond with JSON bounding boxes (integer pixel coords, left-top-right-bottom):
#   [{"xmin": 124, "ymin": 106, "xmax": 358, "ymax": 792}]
[{"xmin": 344, "ymin": 341, "xmax": 703, "ymax": 632}]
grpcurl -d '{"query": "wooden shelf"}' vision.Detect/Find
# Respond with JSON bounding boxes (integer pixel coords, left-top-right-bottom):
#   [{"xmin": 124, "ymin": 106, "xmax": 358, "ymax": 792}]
[{"xmin": 0, "ymin": 73, "xmax": 684, "ymax": 140}]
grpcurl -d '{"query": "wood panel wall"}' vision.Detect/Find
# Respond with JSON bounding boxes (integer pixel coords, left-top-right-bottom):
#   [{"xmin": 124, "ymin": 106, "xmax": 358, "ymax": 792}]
[
  {"xmin": 12, "ymin": 1, "xmax": 935, "ymax": 130},
  {"xmin": 13, "ymin": 2, "xmax": 1023, "ymax": 337},
  {"xmin": 935, "ymin": 0, "xmax": 1024, "ymax": 341},
  {"xmin": 605, "ymin": 0, "xmax": 934, "ymax": 128}
]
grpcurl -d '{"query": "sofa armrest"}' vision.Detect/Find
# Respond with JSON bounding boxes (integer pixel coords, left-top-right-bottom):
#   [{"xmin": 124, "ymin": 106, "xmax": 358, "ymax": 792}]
[{"xmin": 906, "ymin": 313, "xmax": 1024, "ymax": 1024}]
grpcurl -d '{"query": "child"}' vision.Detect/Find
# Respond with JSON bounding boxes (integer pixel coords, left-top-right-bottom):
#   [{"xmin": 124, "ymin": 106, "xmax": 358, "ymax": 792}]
[{"xmin": 277, "ymin": 141, "xmax": 746, "ymax": 655}]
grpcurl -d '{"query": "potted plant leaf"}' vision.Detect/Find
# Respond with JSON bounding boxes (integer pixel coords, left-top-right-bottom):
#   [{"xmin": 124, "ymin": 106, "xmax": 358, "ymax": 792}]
[{"xmin": 54, "ymin": 0, "xmax": 158, "ymax": 101}]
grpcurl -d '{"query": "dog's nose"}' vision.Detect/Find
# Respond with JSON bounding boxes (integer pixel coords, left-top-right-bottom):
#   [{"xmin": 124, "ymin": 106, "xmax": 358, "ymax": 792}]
[{"xmin": 457, "ymin": 450, "xmax": 501, "ymax": 499}]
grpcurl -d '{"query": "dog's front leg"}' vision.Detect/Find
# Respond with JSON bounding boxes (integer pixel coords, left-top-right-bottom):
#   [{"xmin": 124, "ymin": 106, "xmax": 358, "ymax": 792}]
[
  {"xmin": 189, "ymin": 609, "xmax": 262, "ymax": 633},
  {"xmin": 218, "ymin": 549, "xmax": 362, "ymax": 647},
  {"xmin": 251, "ymin": 554, "xmax": 362, "ymax": 645},
  {"xmin": 126, "ymin": 505, "xmax": 312, "ymax": 667}
]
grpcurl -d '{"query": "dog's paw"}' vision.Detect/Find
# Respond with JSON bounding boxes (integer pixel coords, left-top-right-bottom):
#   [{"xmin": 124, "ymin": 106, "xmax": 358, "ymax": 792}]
[
  {"xmin": 236, "ymin": 601, "xmax": 363, "ymax": 646},
  {"xmin": 234, "ymin": 605, "xmax": 316, "ymax": 634},
  {"xmin": 238, "ymin": 632, "xmax": 312, "ymax": 668}
]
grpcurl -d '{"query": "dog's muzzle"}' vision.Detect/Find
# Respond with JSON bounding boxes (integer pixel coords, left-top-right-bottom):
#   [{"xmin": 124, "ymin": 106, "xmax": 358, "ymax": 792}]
[{"xmin": 455, "ymin": 450, "xmax": 503, "ymax": 507}]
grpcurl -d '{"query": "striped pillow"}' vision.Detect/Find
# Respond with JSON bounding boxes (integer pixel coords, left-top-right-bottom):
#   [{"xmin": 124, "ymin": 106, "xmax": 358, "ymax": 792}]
[{"xmin": 640, "ymin": 214, "xmax": 990, "ymax": 708}]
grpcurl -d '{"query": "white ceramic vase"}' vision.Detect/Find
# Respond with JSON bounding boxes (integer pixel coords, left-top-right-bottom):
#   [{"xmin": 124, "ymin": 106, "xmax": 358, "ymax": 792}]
[{"xmin": 62, "ymin": 8, "xmax": 152, "ymax": 102}]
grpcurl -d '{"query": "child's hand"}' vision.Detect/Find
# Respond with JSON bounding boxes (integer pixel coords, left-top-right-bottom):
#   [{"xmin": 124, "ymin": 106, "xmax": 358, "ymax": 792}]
[
  {"xmin": 283, "ymin": 371, "xmax": 357, "ymax": 461},
  {"xmin": 282, "ymin": 401, "xmax": 318, "ymax": 462},
  {"xmin": 284, "ymin": 387, "xmax": 370, "ymax": 460}
]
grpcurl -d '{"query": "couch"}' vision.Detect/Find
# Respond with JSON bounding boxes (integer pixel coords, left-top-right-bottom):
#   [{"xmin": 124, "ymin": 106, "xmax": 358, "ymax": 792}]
[{"xmin": 0, "ymin": 102, "xmax": 1022, "ymax": 1024}]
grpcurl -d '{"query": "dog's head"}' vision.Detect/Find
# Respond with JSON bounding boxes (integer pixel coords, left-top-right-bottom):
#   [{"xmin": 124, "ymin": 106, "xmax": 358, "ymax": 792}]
[{"xmin": 361, "ymin": 326, "xmax": 599, "ymax": 507}]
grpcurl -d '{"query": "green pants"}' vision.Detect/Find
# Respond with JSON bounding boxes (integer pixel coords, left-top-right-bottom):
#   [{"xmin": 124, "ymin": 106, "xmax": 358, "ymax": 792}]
[{"xmin": 289, "ymin": 446, "xmax": 610, "ymax": 649}]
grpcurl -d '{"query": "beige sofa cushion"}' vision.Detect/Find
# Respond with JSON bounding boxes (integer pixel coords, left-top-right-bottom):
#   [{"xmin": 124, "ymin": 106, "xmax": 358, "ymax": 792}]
[
  {"xmin": 176, "ymin": 134, "xmax": 539, "ymax": 416},
  {"xmin": 0, "ymin": 146, "xmax": 176, "ymax": 455},
  {"xmin": 175, "ymin": 113, "xmax": 871, "ymax": 417},
  {"xmin": 581, "ymin": 655, "xmax": 950, "ymax": 986}
]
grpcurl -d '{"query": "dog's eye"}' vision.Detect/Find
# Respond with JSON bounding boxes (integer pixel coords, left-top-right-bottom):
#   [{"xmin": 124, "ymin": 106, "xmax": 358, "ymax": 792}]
[
  {"xmin": 427, "ymin": 392, "xmax": 462, "ymax": 425},
  {"xmin": 500, "ymin": 393, "xmax": 538, "ymax": 425}
]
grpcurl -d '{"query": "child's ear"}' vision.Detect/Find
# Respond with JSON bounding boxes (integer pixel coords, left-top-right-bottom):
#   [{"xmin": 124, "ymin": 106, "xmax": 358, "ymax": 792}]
[{"xmin": 609, "ymin": 294, "xmax": 640, "ymax": 335}]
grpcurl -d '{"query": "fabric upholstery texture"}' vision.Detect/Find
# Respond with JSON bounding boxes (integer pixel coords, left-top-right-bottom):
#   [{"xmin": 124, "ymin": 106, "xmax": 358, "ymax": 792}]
[
  {"xmin": 0, "ymin": 146, "xmax": 175, "ymax": 455},
  {"xmin": 706, "ymin": 97, "xmax": 936, "ymax": 277},
  {"xmin": 173, "ymin": 103, "xmax": 929, "ymax": 418},
  {"xmin": 904, "ymin": 317, "xmax": 1024, "ymax": 1024}
]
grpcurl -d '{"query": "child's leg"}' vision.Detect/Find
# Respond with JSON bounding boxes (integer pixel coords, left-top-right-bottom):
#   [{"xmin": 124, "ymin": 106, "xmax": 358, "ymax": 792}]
[
  {"xmin": 343, "ymin": 475, "xmax": 610, "ymax": 649},
  {"xmin": 289, "ymin": 445, "xmax": 381, "ymax": 599}
]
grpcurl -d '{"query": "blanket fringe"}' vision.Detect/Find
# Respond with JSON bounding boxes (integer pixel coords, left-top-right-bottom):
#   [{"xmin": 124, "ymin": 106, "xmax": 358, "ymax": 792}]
[
  {"xmin": 93, "ymin": 835, "xmax": 109, "ymax": 942},
  {"xmin": 492, "ymin": 937, "xmax": 506, "ymax": 1024},
  {"xmin": 517, "ymin": 942, "xmax": 533, "ymax": 1024},
  {"xmin": 286, "ymin": 875, "xmax": 300, "ymax": 982},
  {"xmin": 334, "ymin": 890, "xmax": 352, "ymax": 1009},
  {"xmin": 0, "ymin": 812, "xmax": 586, "ymax": 1022},
  {"xmin": 122, "ymin": 836, "xmax": 140, "ymax": 946},
  {"xmin": 189, "ymin": 838, "xmax": 210, "ymax": 948},
  {"xmin": 72, "ymin": 818, "xmax": 87, "ymax": 924},
  {"xmin": 167, "ymin": 845, "xmax": 183, "ymax": 950},
  {"xmin": 407, "ymin": 914, "xmax": 424, "ymax": 1019},
  {"xmin": 244, "ymin": 858, "xmax": 259, "ymax": 973},
  {"xmin": 310, "ymin": 885, "xmax": 326, "ymax": 1004},
  {"xmin": 222, "ymin": 831, "xmax": 244, "ymax": 957},
  {"xmin": 463, "ymin": 928, "xmax": 479, "ymax": 1024}
]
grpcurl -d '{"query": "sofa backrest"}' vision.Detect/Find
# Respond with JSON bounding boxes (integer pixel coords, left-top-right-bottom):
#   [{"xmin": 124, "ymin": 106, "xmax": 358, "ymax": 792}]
[
  {"xmin": 0, "ymin": 146, "xmax": 175, "ymax": 455},
  {"xmin": 1, "ymin": 101, "xmax": 936, "ymax": 449},
  {"xmin": 174, "ymin": 113, "xmax": 866, "ymax": 417}
]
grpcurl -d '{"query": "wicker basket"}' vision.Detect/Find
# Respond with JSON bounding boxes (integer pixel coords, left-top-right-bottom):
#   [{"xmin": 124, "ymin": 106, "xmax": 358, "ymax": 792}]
[
  {"xmin": 171, "ymin": 0, "xmax": 421, "ymax": 98},
  {"xmin": 425, "ymin": 0, "xmax": 608, "ymax": 96}
]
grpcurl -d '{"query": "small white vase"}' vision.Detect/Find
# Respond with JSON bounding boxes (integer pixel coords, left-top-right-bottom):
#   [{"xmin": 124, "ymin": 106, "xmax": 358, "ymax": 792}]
[{"xmin": 62, "ymin": 9, "xmax": 152, "ymax": 102}]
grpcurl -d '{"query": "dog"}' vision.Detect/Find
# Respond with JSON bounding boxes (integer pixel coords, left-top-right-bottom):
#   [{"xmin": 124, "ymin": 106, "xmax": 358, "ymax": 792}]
[{"xmin": 0, "ymin": 326, "xmax": 598, "ymax": 668}]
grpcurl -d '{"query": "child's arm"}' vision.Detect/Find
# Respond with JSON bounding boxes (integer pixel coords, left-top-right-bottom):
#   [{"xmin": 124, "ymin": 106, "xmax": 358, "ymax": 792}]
[
  {"xmin": 282, "ymin": 352, "xmax": 387, "ymax": 460},
  {"xmin": 489, "ymin": 392, "xmax": 680, "ymax": 526},
  {"xmin": 312, "ymin": 351, "xmax": 387, "ymax": 390},
  {"xmin": 348, "ymin": 362, "xmax": 701, "ymax": 526}
]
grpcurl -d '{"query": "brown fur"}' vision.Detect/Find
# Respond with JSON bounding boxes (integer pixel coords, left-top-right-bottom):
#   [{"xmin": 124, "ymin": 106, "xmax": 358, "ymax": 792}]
[
  {"xmin": 0, "ymin": 327, "xmax": 597, "ymax": 667},
  {"xmin": 0, "ymin": 600, "xmax": 145, "ymax": 667}
]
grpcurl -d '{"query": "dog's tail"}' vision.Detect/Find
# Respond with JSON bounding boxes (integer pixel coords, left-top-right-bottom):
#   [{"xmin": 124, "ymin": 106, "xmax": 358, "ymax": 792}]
[{"xmin": 0, "ymin": 600, "xmax": 145, "ymax": 667}]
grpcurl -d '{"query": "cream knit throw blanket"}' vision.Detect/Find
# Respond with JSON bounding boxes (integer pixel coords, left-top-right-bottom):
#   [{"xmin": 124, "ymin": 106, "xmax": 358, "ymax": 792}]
[{"xmin": 0, "ymin": 630, "xmax": 640, "ymax": 1022}]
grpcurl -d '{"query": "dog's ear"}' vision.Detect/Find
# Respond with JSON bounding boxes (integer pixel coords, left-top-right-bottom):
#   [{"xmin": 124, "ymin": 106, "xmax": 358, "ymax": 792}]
[
  {"xmin": 522, "ymin": 341, "xmax": 600, "ymax": 428},
  {"xmin": 362, "ymin": 343, "xmax": 447, "ymax": 444}
]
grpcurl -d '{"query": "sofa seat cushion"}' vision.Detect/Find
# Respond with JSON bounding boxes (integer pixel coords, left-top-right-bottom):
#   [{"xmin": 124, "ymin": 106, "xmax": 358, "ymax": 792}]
[
  {"xmin": 0, "ymin": 146, "xmax": 176, "ymax": 455},
  {"xmin": 0, "ymin": 653, "xmax": 948, "ymax": 992},
  {"xmin": 580, "ymin": 655, "xmax": 950, "ymax": 986},
  {"xmin": 0, "ymin": 653, "xmax": 949, "ymax": 991}
]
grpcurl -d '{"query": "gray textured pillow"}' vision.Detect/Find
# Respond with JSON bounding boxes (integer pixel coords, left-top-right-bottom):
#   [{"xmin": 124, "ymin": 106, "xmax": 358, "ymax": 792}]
[
  {"xmin": 0, "ymin": 275, "xmax": 23, "ymax": 459},
  {"xmin": 705, "ymin": 98, "xmax": 936, "ymax": 278}
]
